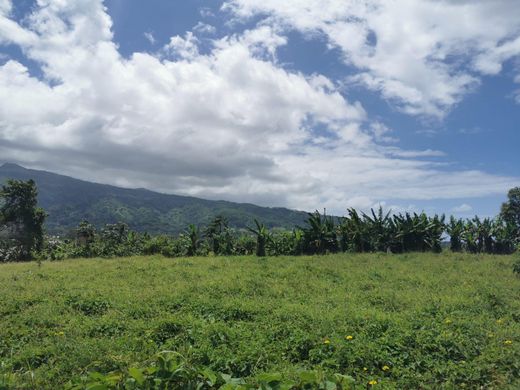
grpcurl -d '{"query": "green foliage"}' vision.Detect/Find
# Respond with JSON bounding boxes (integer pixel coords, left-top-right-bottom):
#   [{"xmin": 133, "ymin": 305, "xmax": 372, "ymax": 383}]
[
  {"xmin": 501, "ymin": 187, "xmax": 520, "ymax": 237},
  {"xmin": 1, "ymin": 253, "xmax": 519, "ymax": 388},
  {"xmin": 142, "ymin": 234, "xmax": 173, "ymax": 255},
  {"xmin": 27, "ymin": 207, "xmax": 519, "ymax": 262},
  {"xmin": 513, "ymin": 259, "xmax": 520, "ymax": 276},
  {"xmin": 0, "ymin": 179, "xmax": 46, "ymax": 261},
  {"xmin": 302, "ymin": 210, "xmax": 338, "ymax": 254},
  {"xmin": 247, "ymin": 219, "xmax": 269, "ymax": 257},
  {"xmin": 205, "ymin": 215, "xmax": 230, "ymax": 255},
  {"xmin": 67, "ymin": 351, "xmax": 357, "ymax": 389},
  {"xmin": 39, "ymin": 237, "xmax": 68, "ymax": 261},
  {"xmin": 72, "ymin": 220, "xmax": 97, "ymax": 258},
  {"xmin": 1, "ymin": 172, "xmax": 519, "ymax": 261},
  {"xmin": 457, "ymin": 217, "xmax": 516, "ymax": 255},
  {"xmin": 185, "ymin": 224, "xmax": 201, "ymax": 256},
  {"xmin": 233, "ymin": 234, "xmax": 256, "ymax": 256},
  {"xmin": 336, "ymin": 208, "xmax": 446, "ymax": 254},
  {"xmin": 66, "ymin": 295, "xmax": 111, "ymax": 316},
  {"xmin": 446, "ymin": 216, "xmax": 464, "ymax": 252}
]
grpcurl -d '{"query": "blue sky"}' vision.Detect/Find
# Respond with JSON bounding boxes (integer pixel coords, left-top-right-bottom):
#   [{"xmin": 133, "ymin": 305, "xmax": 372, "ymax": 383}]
[{"xmin": 0, "ymin": 0, "xmax": 519, "ymax": 217}]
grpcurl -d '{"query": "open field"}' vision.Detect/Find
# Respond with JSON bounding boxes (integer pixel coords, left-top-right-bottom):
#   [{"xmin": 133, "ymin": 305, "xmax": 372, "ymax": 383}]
[{"xmin": 1, "ymin": 253, "xmax": 520, "ymax": 389}]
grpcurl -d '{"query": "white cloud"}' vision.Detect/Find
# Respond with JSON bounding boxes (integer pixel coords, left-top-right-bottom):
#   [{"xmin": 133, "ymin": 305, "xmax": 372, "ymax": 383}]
[
  {"xmin": 0, "ymin": 0, "xmax": 517, "ymax": 215},
  {"xmin": 225, "ymin": 0, "xmax": 520, "ymax": 117},
  {"xmin": 199, "ymin": 7, "xmax": 215, "ymax": 19},
  {"xmin": 451, "ymin": 203, "xmax": 473, "ymax": 213},
  {"xmin": 144, "ymin": 32, "xmax": 155, "ymax": 45},
  {"xmin": 193, "ymin": 22, "xmax": 216, "ymax": 35},
  {"xmin": 163, "ymin": 32, "xmax": 200, "ymax": 59},
  {"xmin": 0, "ymin": 0, "xmax": 11, "ymax": 16},
  {"xmin": 234, "ymin": 25, "xmax": 287, "ymax": 60},
  {"xmin": 369, "ymin": 122, "xmax": 398, "ymax": 144},
  {"xmin": 386, "ymin": 149, "xmax": 445, "ymax": 158}
]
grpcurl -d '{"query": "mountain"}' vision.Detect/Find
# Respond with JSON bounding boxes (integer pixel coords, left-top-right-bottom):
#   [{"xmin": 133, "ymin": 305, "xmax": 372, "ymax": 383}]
[{"xmin": 0, "ymin": 163, "xmax": 309, "ymax": 235}]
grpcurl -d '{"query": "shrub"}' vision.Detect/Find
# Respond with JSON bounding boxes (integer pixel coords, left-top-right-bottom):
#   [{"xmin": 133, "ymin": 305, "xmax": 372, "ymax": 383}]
[
  {"xmin": 66, "ymin": 296, "xmax": 111, "ymax": 316},
  {"xmin": 513, "ymin": 259, "xmax": 520, "ymax": 276},
  {"xmin": 66, "ymin": 351, "xmax": 357, "ymax": 390}
]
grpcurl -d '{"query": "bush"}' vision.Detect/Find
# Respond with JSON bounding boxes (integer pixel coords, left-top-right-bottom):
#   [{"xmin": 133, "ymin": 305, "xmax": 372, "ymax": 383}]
[
  {"xmin": 39, "ymin": 236, "xmax": 68, "ymax": 261},
  {"xmin": 66, "ymin": 296, "xmax": 111, "ymax": 316},
  {"xmin": 66, "ymin": 351, "xmax": 357, "ymax": 390},
  {"xmin": 513, "ymin": 259, "xmax": 520, "ymax": 276},
  {"xmin": 0, "ymin": 241, "xmax": 25, "ymax": 262},
  {"xmin": 161, "ymin": 236, "xmax": 191, "ymax": 258}
]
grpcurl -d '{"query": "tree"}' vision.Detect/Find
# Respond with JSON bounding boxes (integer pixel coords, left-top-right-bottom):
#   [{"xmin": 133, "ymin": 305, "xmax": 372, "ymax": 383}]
[
  {"xmin": 0, "ymin": 179, "xmax": 46, "ymax": 260},
  {"xmin": 185, "ymin": 224, "xmax": 200, "ymax": 256},
  {"xmin": 500, "ymin": 187, "xmax": 520, "ymax": 242},
  {"xmin": 247, "ymin": 219, "xmax": 269, "ymax": 257},
  {"xmin": 204, "ymin": 215, "xmax": 229, "ymax": 254},
  {"xmin": 75, "ymin": 220, "xmax": 96, "ymax": 257}
]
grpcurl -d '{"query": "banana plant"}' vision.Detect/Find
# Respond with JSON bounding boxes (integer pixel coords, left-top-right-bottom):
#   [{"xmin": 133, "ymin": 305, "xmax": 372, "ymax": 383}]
[
  {"xmin": 302, "ymin": 210, "xmax": 338, "ymax": 254},
  {"xmin": 342, "ymin": 208, "xmax": 367, "ymax": 252},
  {"xmin": 204, "ymin": 215, "xmax": 229, "ymax": 254},
  {"xmin": 185, "ymin": 224, "xmax": 200, "ymax": 256},
  {"xmin": 425, "ymin": 214, "xmax": 445, "ymax": 253},
  {"xmin": 292, "ymin": 228, "xmax": 305, "ymax": 255},
  {"xmin": 462, "ymin": 220, "xmax": 478, "ymax": 253},
  {"xmin": 361, "ymin": 206, "xmax": 393, "ymax": 252},
  {"xmin": 446, "ymin": 216, "xmax": 464, "ymax": 252},
  {"xmin": 247, "ymin": 219, "xmax": 269, "ymax": 257}
]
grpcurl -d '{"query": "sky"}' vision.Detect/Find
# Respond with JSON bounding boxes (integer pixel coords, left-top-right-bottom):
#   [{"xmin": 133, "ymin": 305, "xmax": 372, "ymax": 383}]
[{"xmin": 0, "ymin": 0, "xmax": 519, "ymax": 217}]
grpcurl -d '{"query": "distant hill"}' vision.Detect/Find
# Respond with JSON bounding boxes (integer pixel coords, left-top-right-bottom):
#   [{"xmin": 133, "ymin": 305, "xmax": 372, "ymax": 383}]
[{"xmin": 0, "ymin": 163, "xmax": 309, "ymax": 235}]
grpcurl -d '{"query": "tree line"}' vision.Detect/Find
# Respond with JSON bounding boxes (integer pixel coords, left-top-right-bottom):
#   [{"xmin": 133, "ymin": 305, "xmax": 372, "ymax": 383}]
[{"xmin": 1, "ymin": 179, "xmax": 519, "ymax": 262}]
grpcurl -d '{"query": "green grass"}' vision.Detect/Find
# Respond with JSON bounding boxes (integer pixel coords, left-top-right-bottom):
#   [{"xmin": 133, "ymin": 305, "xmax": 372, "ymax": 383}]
[{"xmin": 1, "ymin": 252, "xmax": 520, "ymax": 389}]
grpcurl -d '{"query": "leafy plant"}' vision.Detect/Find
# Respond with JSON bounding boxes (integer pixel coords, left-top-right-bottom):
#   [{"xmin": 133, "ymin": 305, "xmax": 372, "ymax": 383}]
[
  {"xmin": 67, "ymin": 351, "xmax": 357, "ymax": 390},
  {"xmin": 185, "ymin": 224, "xmax": 201, "ymax": 256},
  {"xmin": 513, "ymin": 259, "xmax": 520, "ymax": 276},
  {"xmin": 0, "ymin": 179, "xmax": 46, "ymax": 261},
  {"xmin": 446, "ymin": 216, "xmax": 464, "ymax": 252},
  {"xmin": 302, "ymin": 210, "xmax": 338, "ymax": 254},
  {"xmin": 247, "ymin": 219, "xmax": 269, "ymax": 257}
]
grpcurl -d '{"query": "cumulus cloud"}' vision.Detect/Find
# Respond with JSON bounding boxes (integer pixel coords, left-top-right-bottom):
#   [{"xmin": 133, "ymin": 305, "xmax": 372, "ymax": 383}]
[
  {"xmin": 0, "ymin": 0, "xmax": 517, "ymax": 215},
  {"xmin": 225, "ymin": 0, "xmax": 520, "ymax": 117},
  {"xmin": 163, "ymin": 32, "xmax": 200, "ymax": 59},
  {"xmin": 0, "ymin": 0, "xmax": 11, "ymax": 16}
]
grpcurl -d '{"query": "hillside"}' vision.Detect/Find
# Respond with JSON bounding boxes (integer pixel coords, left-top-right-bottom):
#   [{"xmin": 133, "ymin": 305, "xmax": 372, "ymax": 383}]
[{"xmin": 0, "ymin": 163, "xmax": 308, "ymax": 235}]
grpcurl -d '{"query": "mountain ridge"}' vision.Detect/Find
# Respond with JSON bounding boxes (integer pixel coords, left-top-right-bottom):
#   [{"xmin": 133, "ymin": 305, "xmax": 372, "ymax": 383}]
[{"xmin": 0, "ymin": 163, "xmax": 309, "ymax": 235}]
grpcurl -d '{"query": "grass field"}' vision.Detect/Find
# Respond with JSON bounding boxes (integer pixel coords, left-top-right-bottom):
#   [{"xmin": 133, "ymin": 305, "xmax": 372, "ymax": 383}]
[{"xmin": 1, "ymin": 253, "xmax": 520, "ymax": 389}]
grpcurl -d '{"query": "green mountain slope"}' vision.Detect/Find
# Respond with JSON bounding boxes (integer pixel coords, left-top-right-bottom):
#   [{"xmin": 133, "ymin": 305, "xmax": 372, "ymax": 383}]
[{"xmin": 0, "ymin": 163, "xmax": 309, "ymax": 235}]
